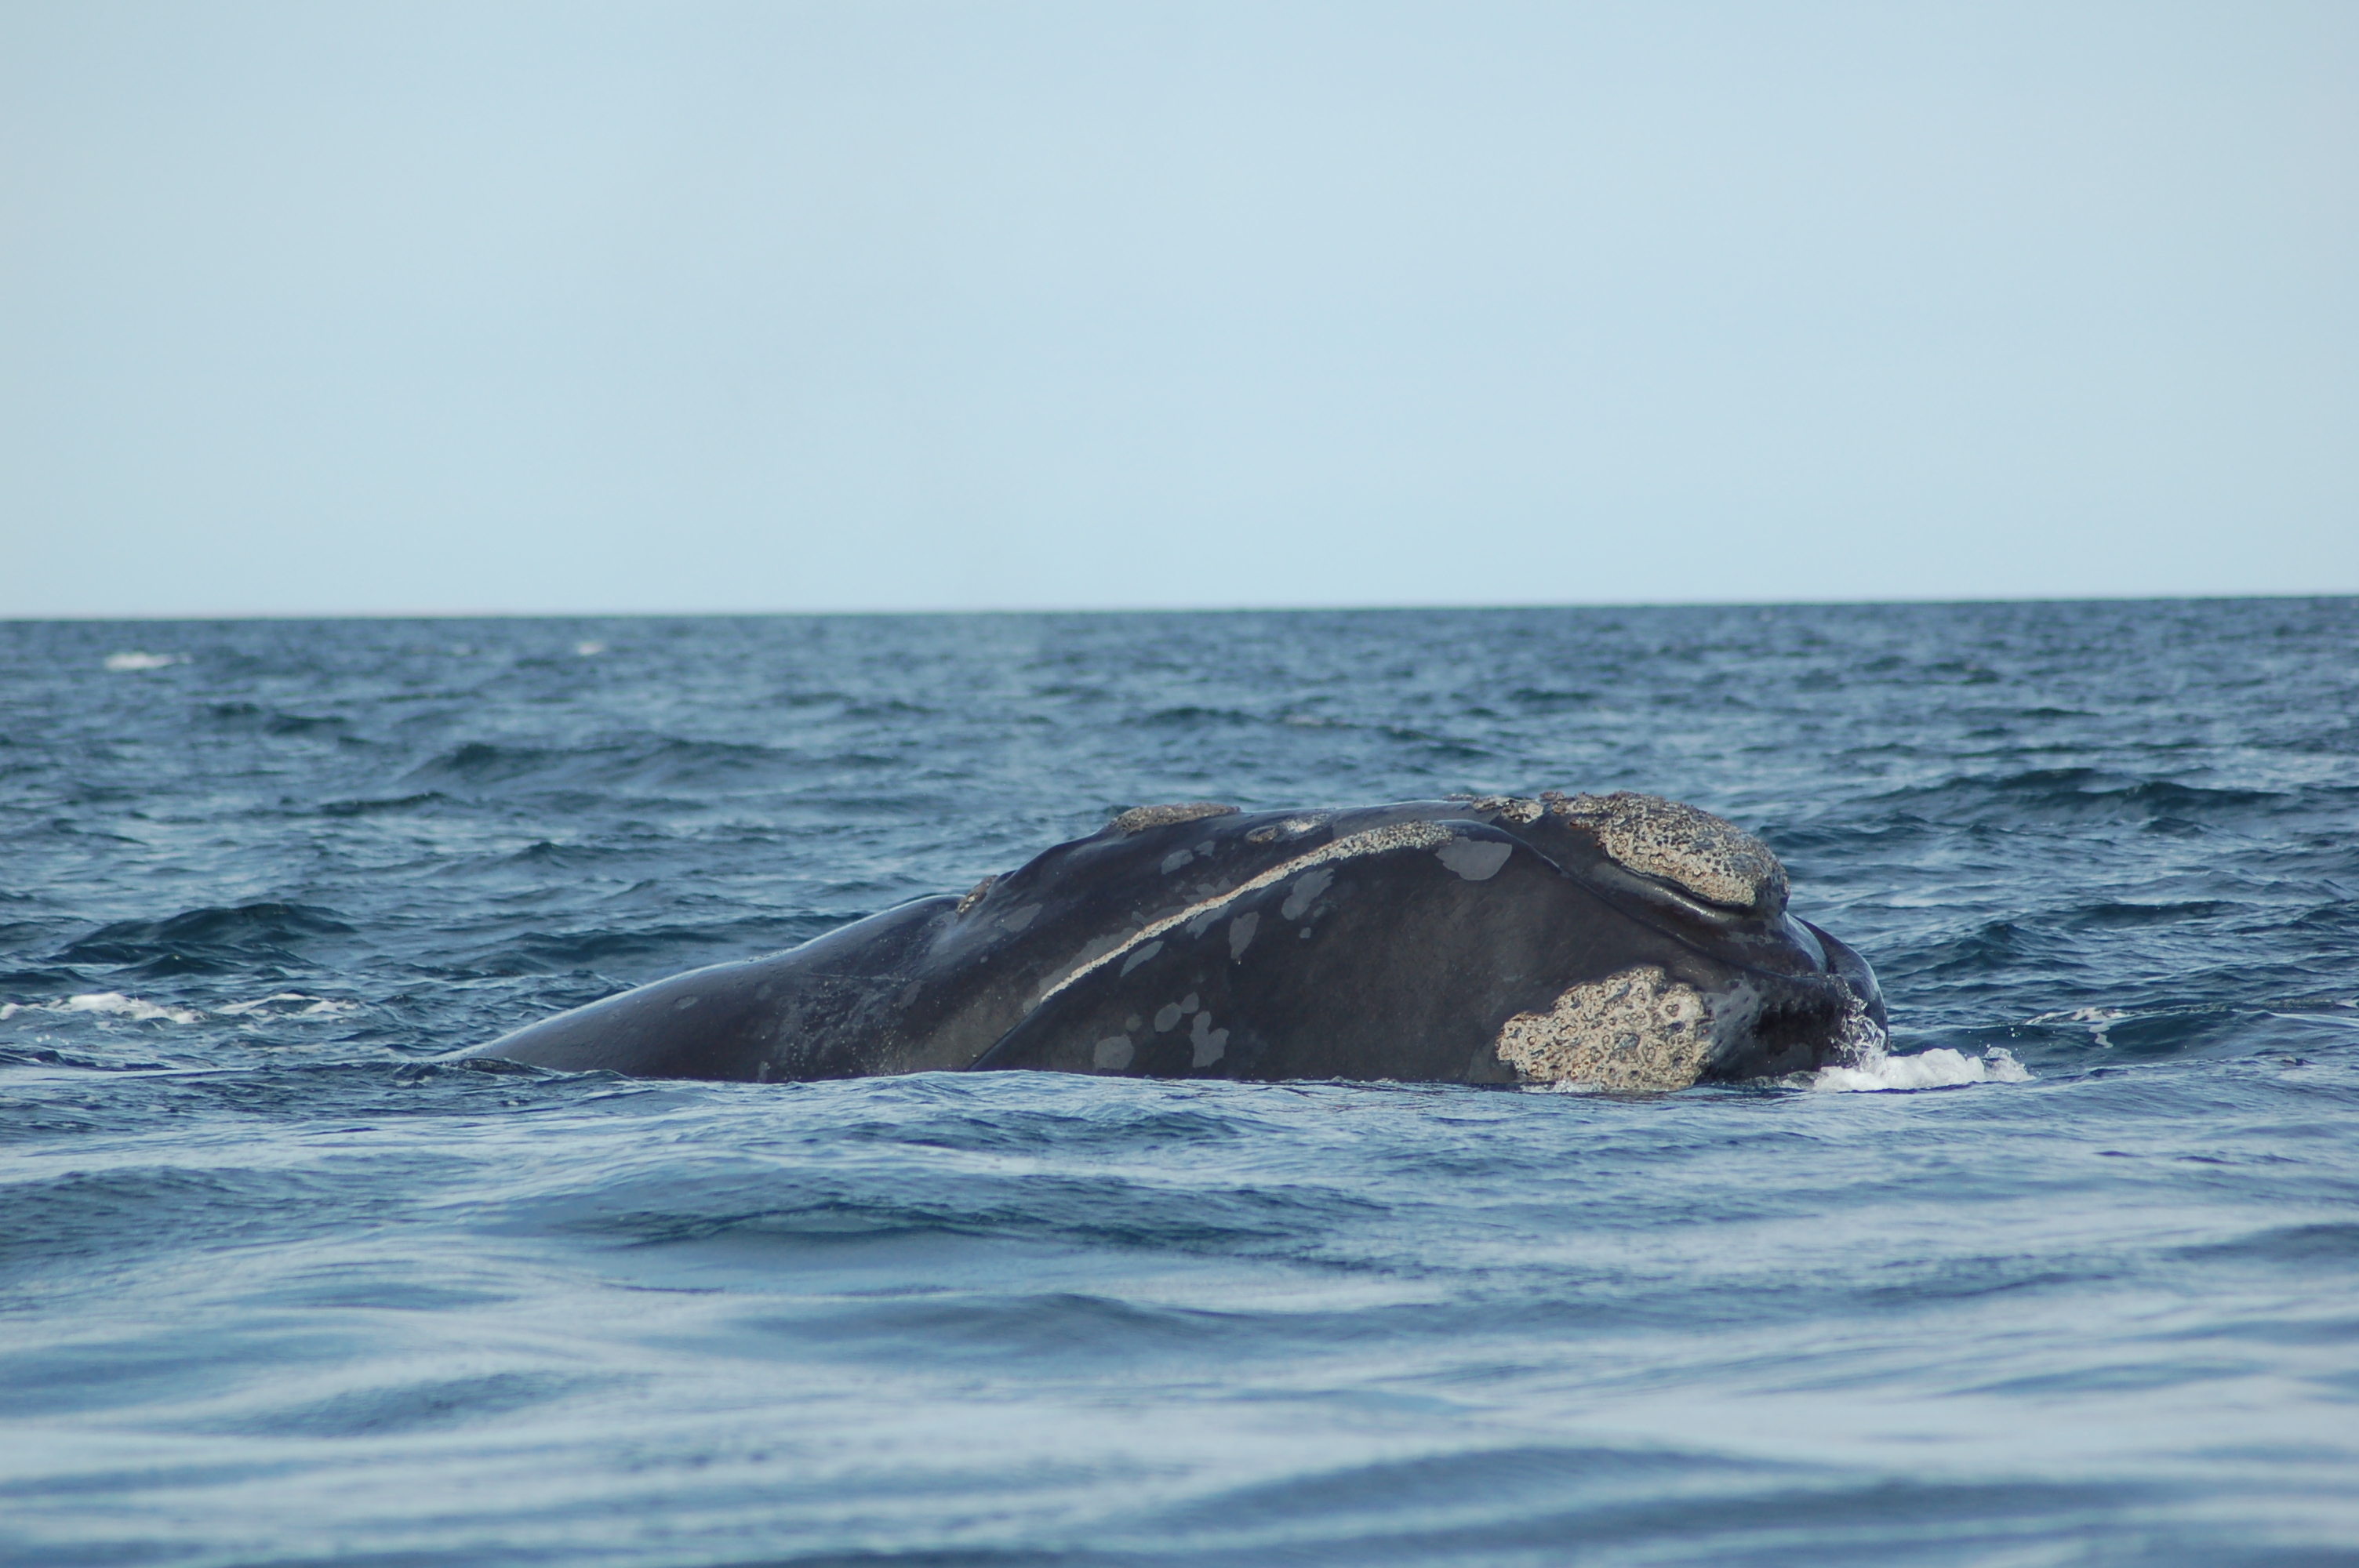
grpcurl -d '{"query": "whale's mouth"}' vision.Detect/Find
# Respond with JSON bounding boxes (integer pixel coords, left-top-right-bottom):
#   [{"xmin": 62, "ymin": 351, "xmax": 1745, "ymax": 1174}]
[
  {"xmin": 1547, "ymin": 788, "xmax": 1888, "ymax": 1044},
  {"xmin": 1801, "ymin": 919, "xmax": 1886, "ymax": 1035}
]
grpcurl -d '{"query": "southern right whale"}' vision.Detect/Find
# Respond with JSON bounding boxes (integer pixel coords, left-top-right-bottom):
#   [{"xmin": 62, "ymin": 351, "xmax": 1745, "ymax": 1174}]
[{"xmin": 461, "ymin": 791, "xmax": 1885, "ymax": 1091}]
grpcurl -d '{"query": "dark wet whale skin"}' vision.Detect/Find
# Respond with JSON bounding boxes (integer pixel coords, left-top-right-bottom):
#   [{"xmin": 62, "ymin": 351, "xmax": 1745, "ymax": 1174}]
[{"xmin": 462, "ymin": 797, "xmax": 1885, "ymax": 1087}]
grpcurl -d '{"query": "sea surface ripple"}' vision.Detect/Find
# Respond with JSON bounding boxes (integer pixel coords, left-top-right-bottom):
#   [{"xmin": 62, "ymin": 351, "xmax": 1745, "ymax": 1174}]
[{"xmin": 2, "ymin": 602, "xmax": 2356, "ymax": 1566}]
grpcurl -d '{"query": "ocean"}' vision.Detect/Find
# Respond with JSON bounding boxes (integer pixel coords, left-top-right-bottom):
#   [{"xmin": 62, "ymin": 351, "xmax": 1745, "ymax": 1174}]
[{"xmin": 2, "ymin": 601, "xmax": 2354, "ymax": 1566}]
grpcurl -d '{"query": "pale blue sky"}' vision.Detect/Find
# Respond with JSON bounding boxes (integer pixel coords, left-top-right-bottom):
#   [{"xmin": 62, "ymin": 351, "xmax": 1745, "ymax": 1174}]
[{"xmin": 4, "ymin": 2, "xmax": 2353, "ymax": 615}]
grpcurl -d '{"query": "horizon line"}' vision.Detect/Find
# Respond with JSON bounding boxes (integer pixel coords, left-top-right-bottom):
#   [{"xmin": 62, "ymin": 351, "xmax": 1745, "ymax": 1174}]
[{"xmin": 5, "ymin": 589, "xmax": 2357, "ymax": 624}]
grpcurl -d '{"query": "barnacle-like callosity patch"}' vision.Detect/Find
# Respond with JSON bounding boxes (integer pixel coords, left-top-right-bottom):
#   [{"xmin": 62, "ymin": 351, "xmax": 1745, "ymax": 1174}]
[
  {"xmin": 1493, "ymin": 965, "xmax": 1715, "ymax": 1091},
  {"xmin": 1111, "ymin": 802, "xmax": 1240, "ymax": 834},
  {"xmin": 1544, "ymin": 791, "xmax": 1787, "ymax": 913}
]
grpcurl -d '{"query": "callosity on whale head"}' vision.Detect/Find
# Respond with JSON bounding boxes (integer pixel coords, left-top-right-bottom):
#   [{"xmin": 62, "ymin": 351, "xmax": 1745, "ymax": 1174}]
[{"xmin": 460, "ymin": 791, "xmax": 1885, "ymax": 1091}]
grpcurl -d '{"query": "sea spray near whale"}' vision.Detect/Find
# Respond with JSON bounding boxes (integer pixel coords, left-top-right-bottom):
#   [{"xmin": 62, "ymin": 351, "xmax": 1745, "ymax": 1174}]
[{"xmin": 463, "ymin": 791, "xmax": 1887, "ymax": 1089}]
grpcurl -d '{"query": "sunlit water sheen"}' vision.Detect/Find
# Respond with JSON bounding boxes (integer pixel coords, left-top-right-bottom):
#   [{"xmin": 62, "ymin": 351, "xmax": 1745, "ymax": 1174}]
[{"xmin": 3, "ymin": 602, "xmax": 2354, "ymax": 1566}]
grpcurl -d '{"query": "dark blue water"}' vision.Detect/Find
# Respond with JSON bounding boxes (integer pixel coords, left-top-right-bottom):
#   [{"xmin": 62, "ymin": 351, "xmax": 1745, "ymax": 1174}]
[{"xmin": 4, "ymin": 602, "xmax": 2356, "ymax": 1567}]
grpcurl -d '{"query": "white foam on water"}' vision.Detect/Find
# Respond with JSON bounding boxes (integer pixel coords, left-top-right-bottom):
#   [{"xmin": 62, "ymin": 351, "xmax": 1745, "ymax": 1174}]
[
  {"xmin": 60, "ymin": 992, "xmax": 205, "ymax": 1025},
  {"xmin": 2026, "ymin": 1006, "xmax": 2132, "ymax": 1024},
  {"xmin": 5, "ymin": 991, "xmax": 358, "ymax": 1036},
  {"xmin": 3, "ymin": 993, "xmax": 205, "ymax": 1025},
  {"xmin": 102, "ymin": 652, "xmax": 185, "ymax": 671},
  {"xmin": 2026, "ymin": 1004, "xmax": 2132, "ymax": 1047},
  {"xmin": 575, "ymin": 641, "xmax": 606, "ymax": 656},
  {"xmin": 1811, "ymin": 1043, "xmax": 2032, "ymax": 1093},
  {"xmin": 218, "ymin": 993, "xmax": 353, "ymax": 1018}
]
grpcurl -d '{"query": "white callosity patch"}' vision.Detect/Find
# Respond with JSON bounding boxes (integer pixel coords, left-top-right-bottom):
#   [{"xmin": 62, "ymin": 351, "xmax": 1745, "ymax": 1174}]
[
  {"xmin": 1545, "ymin": 791, "xmax": 1789, "ymax": 912},
  {"xmin": 1111, "ymin": 802, "xmax": 1239, "ymax": 835},
  {"xmin": 1031, "ymin": 820, "xmax": 1456, "ymax": 1010},
  {"xmin": 954, "ymin": 876, "xmax": 996, "ymax": 915},
  {"xmin": 1492, "ymin": 966, "xmax": 1716, "ymax": 1092}
]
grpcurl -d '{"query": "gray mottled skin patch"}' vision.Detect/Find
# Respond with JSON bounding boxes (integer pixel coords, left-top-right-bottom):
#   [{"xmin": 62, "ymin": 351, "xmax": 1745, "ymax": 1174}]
[
  {"xmin": 1493, "ymin": 965, "xmax": 1715, "ymax": 1091},
  {"xmin": 1190, "ymin": 1008, "xmax": 1229, "ymax": 1067},
  {"xmin": 1434, "ymin": 838, "xmax": 1514, "ymax": 882},
  {"xmin": 1119, "ymin": 940, "xmax": 1164, "ymax": 976},
  {"xmin": 1112, "ymin": 802, "xmax": 1240, "ymax": 834},
  {"xmin": 954, "ymin": 876, "xmax": 997, "ymax": 915},
  {"xmin": 1543, "ymin": 790, "xmax": 1789, "ymax": 913},
  {"xmin": 1092, "ymin": 1036, "xmax": 1135, "ymax": 1070},
  {"xmin": 1031, "ymin": 819, "xmax": 1456, "ymax": 1009},
  {"xmin": 1227, "ymin": 911, "xmax": 1259, "ymax": 960},
  {"xmin": 1279, "ymin": 866, "xmax": 1336, "ymax": 921}
]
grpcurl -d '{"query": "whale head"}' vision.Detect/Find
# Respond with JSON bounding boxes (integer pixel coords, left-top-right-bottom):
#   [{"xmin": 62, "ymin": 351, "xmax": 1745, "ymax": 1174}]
[{"xmin": 1482, "ymin": 791, "xmax": 1885, "ymax": 1088}]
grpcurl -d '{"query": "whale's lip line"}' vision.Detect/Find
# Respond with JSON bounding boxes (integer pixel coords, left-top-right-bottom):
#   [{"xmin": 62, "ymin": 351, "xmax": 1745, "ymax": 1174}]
[
  {"xmin": 1008, "ymin": 808, "xmax": 1838, "ymax": 1029},
  {"xmin": 1502, "ymin": 832, "xmax": 1851, "ymax": 993},
  {"xmin": 1022, "ymin": 818, "xmax": 1460, "ymax": 1011}
]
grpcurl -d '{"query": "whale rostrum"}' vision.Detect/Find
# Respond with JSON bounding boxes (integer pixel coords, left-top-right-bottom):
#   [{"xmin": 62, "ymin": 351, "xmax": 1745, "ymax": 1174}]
[{"xmin": 460, "ymin": 792, "xmax": 1887, "ymax": 1091}]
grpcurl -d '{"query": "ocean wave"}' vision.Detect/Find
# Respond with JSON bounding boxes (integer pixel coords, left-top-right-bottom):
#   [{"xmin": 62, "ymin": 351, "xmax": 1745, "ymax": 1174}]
[
  {"xmin": 100, "ymin": 652, "xmax": 184, "ymax": 671},
  {"xmin": 53, "ymin": 902, "xmax": 356, "ymax": 978},
  {"xmin": 314, "ymin": 790, "xmax": 450, "ymax": 817},
  {"xmin": 1870, "ymin": 767, "xmax": 2292, "ymax": 824},
  {"xmin": 400, "ymin": 735, "xmax": 810, "ymax": 794}
]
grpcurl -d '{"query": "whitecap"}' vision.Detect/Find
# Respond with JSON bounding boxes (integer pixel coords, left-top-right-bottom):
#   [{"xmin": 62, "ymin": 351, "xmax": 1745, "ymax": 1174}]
[
  {"xmin": 219, "ymin": 993, "xmax": 354, "ymax": 1018},
  {"xmin": 2025, "ymin": 1005, "xmax": 2131, "ymax": 1046},
  {"xmin": 103, "ymin": 652, "xmax": 185, "ymax": 672},
  {"xmin": 1811, "ymin": 1043, "xmax": 2031, "ymax": 1093},
  {"xmin": 575, "ymin": 641, "xmax": 606, "ymax": 657},
  {"xmin": 61, "ymin": 992, "xmax": 205, "ymax": 1025},
  {"xmin": 2026, "ymin": 1006, "xmax": 2132, "ymax": 1025}
]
